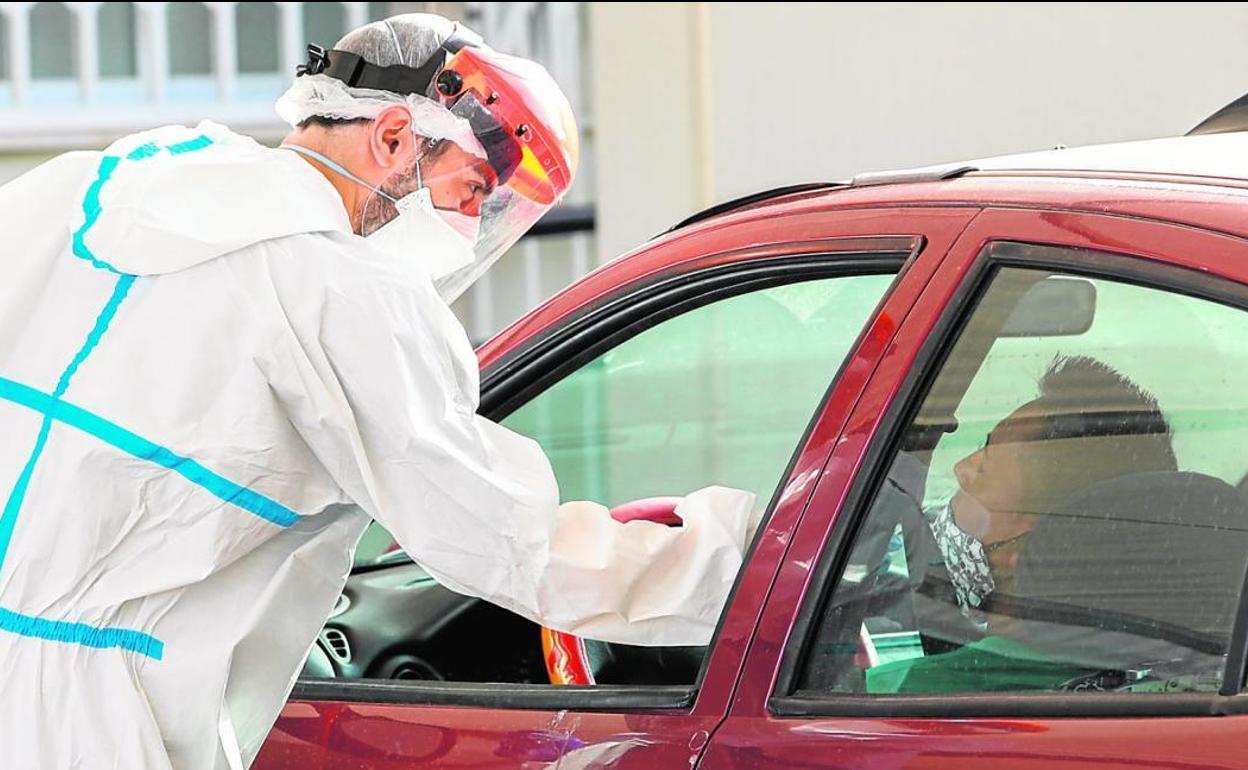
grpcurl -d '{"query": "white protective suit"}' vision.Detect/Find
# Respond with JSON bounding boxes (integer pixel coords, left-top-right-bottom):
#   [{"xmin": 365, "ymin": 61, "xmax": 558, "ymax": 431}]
[{"xmin": 0, "ymin": 121, "xmax": 753, "ymax": 769}]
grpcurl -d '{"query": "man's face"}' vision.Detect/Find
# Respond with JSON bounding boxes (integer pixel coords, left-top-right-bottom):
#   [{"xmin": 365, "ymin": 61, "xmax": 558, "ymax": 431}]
[
  {"xmin": 357, "ymin": 141, "xmax": 499, "ymax": 236},
  {"xmin": 951, "ymin": 401, "xmax": 1047, "ymax": 539},
  {"xmin": 422, "ymin": 142, "xmax": 498, "ymax": 217}
]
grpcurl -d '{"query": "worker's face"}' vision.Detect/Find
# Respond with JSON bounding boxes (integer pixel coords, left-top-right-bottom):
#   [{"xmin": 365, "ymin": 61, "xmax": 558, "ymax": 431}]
[
  {"xmin": 357, "ymin": 140, "xmax": 496, "ymax": 237},
  {"xmin": 421, "ymin": 142, "xmax": 497, "ymax": 217}
]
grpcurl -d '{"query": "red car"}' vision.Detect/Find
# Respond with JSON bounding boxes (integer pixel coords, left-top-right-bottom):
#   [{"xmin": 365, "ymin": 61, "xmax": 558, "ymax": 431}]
[{"xmin": 256, "ymin": 119, "xmax": 1248, "ymax": 769}]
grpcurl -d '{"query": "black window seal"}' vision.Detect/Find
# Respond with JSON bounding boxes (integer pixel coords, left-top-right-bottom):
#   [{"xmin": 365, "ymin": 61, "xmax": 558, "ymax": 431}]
[
  {"xmin": 293, "ymin": 679, "xmax": 695, "ymax": 711},
  {"xmin": 771, "ymin": 692, "xmax": 1248, "ymax": 719},
  {"xmin": 771, "ymin": 238, "xmax": 1248, "ymax": 718},
  {"xmin": 297, "ymin": 240, "xmax": 918, "ymax": 712}
]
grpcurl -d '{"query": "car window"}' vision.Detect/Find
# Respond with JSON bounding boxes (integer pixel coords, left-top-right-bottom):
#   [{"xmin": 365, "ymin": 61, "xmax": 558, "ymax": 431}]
[
  {"xmin": 331, "ymin": 269, "xmax": 897, "ymax": 689},
  {"xmin": 350, "ymin": 273, "xmax": 896, "ymax": 570},
  {"xmin": 503, "ymin": 274, "xmax": 896, "ymax": 518},
  {"xmin": 797, "ymin": 243, "xmax": 1248, "ymax": 698}
]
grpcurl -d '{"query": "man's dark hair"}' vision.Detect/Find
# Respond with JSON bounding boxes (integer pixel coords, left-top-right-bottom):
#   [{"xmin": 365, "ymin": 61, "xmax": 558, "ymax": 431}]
[
  {"xmin": 294, "ymin": 115, "xmax": 372, "ymax": 131},
  {"xmin": 1035, "ymin": 355, "xmax": 1175, "ymax": 463},
  {"xmin": 1010, "ymin": 354, "xmax": 1178, "ymax": 514},
  {"xmin": 289, "ymin": 119, "xmax": 457, "ymax": 169}
]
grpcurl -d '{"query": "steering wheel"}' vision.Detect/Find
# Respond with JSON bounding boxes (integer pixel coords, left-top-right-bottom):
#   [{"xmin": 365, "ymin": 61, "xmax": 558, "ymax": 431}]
[{"xmin": 542, "ymin": 497, "xmax": 684, "ymax": 685}]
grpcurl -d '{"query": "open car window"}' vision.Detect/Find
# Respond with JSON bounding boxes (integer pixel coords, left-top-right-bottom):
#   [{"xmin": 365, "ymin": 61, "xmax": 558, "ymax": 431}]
[
  {"xmin": 332, "ymin": 269, "xmax": 898, "ymax": 687},
  {"xmin": 797, "ymin": 243, "xmax": 1248, "ymax": 698},
  {"xmin": 503, "ymin": 274, "xmax": 896, "ymax": 515}
]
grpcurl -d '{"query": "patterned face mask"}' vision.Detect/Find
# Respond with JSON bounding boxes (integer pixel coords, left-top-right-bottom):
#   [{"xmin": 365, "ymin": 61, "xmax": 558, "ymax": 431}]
[{"xmin": 925, "ymin": 501, "xmax": 995, "ymax": 614}]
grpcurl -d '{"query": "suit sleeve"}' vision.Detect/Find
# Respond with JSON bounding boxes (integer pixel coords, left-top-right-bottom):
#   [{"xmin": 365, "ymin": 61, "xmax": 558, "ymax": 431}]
[{"xmin": 262, "ymin": 237, "xmax": 753, "ymax": 645}]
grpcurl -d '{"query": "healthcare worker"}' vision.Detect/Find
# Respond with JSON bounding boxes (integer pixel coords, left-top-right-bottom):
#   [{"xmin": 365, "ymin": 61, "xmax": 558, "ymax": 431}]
[{"xmin": 0, "ymin": 13, "xmax": 753, "ymax": 770}]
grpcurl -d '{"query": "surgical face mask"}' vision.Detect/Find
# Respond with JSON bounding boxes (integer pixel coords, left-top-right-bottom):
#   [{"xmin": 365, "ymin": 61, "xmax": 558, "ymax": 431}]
[
  {"xmin": 925, "ymin": 498, "xmax": 1031, "ymax": 622},
  {"xmin": 925, "ymin": 500, "xmax": 995, "ymax": 616},
  {"xmin": 282, "ymin": 144, "xmax": 476, "ymax": 284},
  {"xmin": 364, "ymin": 188, "xmax": 476, "ymax": 280},
  {"xmin": 437, "ymin": 209, "xmax": 481, "ymax": 245}
]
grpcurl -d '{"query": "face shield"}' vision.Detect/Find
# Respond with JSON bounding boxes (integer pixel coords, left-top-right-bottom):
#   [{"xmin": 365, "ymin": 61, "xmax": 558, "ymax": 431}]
[
  {"xmin": 277, "ymin": 30, "xmax": 579, "ymax": 303},
  {"xmin": 428, "ymin": 47, "xmax": 580, "ymax": 301}
]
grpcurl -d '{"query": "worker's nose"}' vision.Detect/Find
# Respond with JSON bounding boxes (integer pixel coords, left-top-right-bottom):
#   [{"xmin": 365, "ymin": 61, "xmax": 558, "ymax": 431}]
[{"xmin": 457, "ymin": 188, "xmax": 483, "ymax": 217}]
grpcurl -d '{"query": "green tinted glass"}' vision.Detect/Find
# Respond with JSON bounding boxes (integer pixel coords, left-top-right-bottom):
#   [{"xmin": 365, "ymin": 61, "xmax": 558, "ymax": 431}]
[{"xmin": 503, "ymin": 274, "xmax": 895, "ymax": 509}]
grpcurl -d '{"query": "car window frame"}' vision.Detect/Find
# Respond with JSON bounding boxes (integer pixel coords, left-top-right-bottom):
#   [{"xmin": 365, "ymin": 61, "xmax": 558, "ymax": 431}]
[
  {"xmin": 481, "ymin": 239, "xmax": 918, "ymax": 418},
  {"xmin": 770, "ymin": 235, "xmax": 1248, "ymax": 720},
  {"xmin": 292, "ymin": 237, "xmax": 919, "ymax": 711}
]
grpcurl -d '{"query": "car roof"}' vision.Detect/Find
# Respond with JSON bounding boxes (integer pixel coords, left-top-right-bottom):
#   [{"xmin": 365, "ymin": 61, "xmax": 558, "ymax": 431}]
[
  {"xmin": 669, "ymin": 132, "xmax": 1248, "ymax": 236},
  {"xmin": 891, "ymin": 131, "xmax": 1248, "ymax": 185}
]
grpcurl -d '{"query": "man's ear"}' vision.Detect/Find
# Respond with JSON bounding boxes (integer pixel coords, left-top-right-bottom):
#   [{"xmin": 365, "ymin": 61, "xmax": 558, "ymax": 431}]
[{"xmin": 369, "ymin": 105, "xmax": 414, "ymax": 170}]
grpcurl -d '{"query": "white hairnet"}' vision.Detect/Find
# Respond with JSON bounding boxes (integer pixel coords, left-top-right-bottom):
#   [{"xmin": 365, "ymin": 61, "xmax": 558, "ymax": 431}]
[
  {"xmin": 336, "ymin": 12, "xmax": 456, "ymax": 69},
  {"xmin": 274, "ymin": 13, "xmax": 487, "ymax": 159}
]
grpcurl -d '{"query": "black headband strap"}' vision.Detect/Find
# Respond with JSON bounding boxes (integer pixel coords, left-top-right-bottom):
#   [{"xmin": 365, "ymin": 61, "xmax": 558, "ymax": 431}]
[
  {"xmin": 309, "ymin": 47, "xmax": 445, "ymax": 97},
  {"xmin": 296, "ymin": 27, "xmax": 482, "ymax": 98}
]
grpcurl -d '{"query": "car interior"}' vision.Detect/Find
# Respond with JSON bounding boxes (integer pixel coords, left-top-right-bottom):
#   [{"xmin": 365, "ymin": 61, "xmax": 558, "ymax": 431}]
[{"xmin": 301, "ymin": 547, "xmax": 709, "ymax": 685}]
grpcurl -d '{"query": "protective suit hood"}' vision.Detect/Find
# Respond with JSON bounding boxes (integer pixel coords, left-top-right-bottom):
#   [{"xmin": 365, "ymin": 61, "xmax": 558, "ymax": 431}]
[{"xmin": 65, "ymin": 121, "xmax": 350, "ymax": 276}]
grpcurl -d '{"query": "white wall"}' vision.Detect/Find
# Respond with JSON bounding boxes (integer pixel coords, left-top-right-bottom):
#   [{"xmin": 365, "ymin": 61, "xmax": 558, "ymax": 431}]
[
  {"xmin": 590, "ymin": 2, "xmax": 1248, "ymax": 259},
  {"xmin": 588, "ymin": 3, "xmax": 713, "ymax": 262}
]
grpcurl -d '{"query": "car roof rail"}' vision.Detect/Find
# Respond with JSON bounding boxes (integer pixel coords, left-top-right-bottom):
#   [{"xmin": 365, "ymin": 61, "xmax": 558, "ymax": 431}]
[
  {"xmin": 663, "ymin": 164, "xmax": 982, "ymax": 236},
  {"xmin": 1188, "ymin": 92, "xmax": 1248, "ymax": 136},
  {"xmin": 850, "ymin": 162, "xmax": 977, "ymax": 187},
  {"xmin": 665, "ymin": 182, "xmax": 848, "ymax": 234}
]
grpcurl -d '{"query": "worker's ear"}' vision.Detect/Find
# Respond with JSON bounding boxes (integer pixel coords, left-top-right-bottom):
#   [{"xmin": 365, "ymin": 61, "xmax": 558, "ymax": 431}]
[{"xmin": 369, "ymin": 105, "xmax": 414, "ymax": 170}]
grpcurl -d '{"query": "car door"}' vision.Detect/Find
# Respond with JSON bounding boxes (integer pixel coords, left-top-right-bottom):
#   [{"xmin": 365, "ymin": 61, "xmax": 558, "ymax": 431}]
[
  {"xmin": 252, "ymin": 206, "xmax": 979, "ymax": 770},
  {"xmin": 703, "ymin": 207, "xmax": 1248, "ymax": 768}
]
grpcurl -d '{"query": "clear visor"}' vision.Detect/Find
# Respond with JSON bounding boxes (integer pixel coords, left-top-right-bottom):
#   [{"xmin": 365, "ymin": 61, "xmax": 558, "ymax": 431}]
[
  {"xmin": 308, "ymin": 45, "xmax": 573, "ymax": 304},
  {"xmin": 360, "ymin": 129, "xmax": 552, "ymax": 304},
  {"xmin": 397, "ymin": 97, "xmax": 554, "ymax": 303},
  {"xmin": 432, "ymin": 183, "xmax": 550, "ymax": 303}
]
